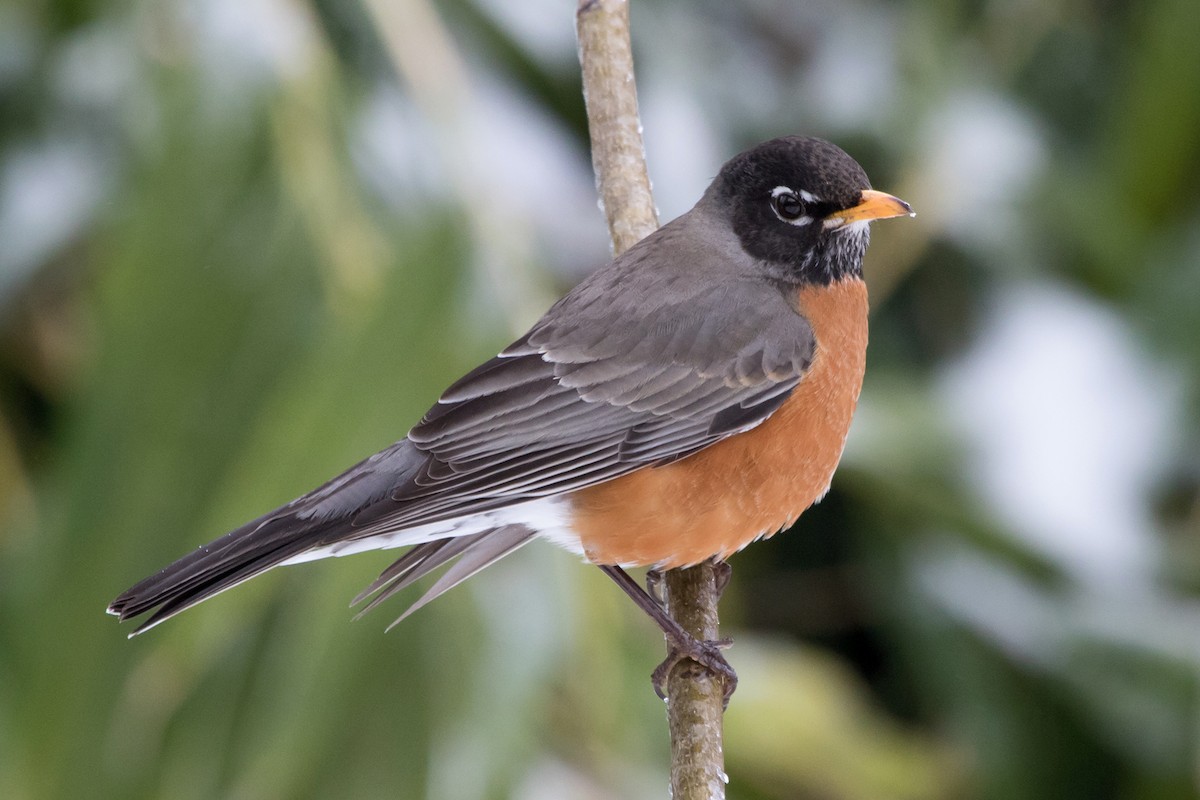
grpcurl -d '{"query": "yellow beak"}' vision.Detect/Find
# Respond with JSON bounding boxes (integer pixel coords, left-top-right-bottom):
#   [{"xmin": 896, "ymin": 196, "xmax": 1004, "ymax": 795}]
[{"xmin": 824, "ymin": 189, "xmax": 914, "ymax": 229}]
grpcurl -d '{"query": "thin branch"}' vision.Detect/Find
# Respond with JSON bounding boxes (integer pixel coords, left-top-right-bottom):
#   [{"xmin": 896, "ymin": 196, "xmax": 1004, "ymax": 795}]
[
  {"xmin": 663, "ymin": 564, "xmax": 728, "ymax": 799},
  {"xmin": 575, "ymin": 3, "xmax": 727, "ymax": 798},
  {"xmin": 576, "ymin": 0, "xmax": 658, "ymax": 252}
]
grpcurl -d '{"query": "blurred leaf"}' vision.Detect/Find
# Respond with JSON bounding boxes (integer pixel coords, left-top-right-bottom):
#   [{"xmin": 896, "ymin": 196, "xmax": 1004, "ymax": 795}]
[{"xmin": 725, "ymin": 638, "xmax": 959, "ymax": 800}]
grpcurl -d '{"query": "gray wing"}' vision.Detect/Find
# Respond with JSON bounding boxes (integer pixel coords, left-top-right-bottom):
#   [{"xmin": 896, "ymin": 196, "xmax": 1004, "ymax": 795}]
[{"xmin": 348, "ymin": 219, "xmax": 816, "ymax": 534}]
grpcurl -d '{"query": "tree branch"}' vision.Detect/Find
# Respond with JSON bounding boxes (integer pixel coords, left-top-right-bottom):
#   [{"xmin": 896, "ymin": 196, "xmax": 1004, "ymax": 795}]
[
  {"xmin": 662, "ymin": 564, "xmax": 728, "ymax": 798},
  {"xmin": 575, "ymin": 3, "xmax": 727, "ymax": 798},
  {"xmin": 576, "ymin": 0, "xmax": 658, "ymax": 251}
]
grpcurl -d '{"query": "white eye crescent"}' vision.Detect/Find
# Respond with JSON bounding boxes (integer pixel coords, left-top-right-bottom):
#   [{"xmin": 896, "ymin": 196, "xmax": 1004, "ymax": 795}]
[{"xmin": 770, "ymin": 186, "xmax": 813, "ymax": 226}]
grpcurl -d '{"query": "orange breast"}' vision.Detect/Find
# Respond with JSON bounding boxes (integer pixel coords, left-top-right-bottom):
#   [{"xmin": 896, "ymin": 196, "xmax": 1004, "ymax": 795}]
[{"xmin": 569, "ymin": 277, "xmax": 869, "ymax": 568}]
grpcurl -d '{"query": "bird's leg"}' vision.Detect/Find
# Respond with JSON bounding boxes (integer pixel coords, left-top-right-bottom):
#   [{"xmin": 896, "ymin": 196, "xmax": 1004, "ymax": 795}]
[
  {"xmin": 646, "ymin": 560, "xmax": 729, "ymax": 609},
  {"xmin": 645, "ymin": 568, "xmax": 664, "ymax": 607},
  {"xmin": 711, "ymin": 559, "xmax": 732, "ymax": 599},
  {"xmin": 600, "ymin": 565, "xmax": 736, "ymax": 705}
]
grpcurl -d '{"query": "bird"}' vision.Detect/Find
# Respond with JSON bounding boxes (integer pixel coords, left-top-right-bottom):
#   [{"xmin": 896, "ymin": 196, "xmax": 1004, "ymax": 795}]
[{"xmin": 108, "ymin": 135, "xmax": 912, "ymax": 699}]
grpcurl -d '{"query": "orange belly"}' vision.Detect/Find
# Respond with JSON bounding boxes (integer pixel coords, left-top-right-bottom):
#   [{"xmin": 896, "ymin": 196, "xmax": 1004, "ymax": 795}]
[{"xmin": 568, "ymin": 277, "xmax": 869, "ymax": 568}]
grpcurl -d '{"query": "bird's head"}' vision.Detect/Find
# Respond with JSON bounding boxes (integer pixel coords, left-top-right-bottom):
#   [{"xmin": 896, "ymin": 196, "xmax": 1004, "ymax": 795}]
[{"xmin": 706, "ymin": 136, "xmax": 913, "ymax": 285}]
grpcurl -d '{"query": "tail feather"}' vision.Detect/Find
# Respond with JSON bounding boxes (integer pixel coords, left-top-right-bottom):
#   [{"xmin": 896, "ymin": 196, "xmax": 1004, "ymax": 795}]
[
  {"xmin": 380, "ymin": 525, "xmax": 535, "ymax": 630},
  {"xmin": 108, "ymin": 439, "xmax": 541, "ymax": 635},
  {"xmin": 108, "ymin": 441, "xmax": 428, "ymax": 634},
  {"xmin": 351, "ymin": 537, "xmax": 476, "ymax": 611},
  {"xmin": 107, "ymin": 512, "xmax": 330, "ymax": 635},
  {"xmin": 350, "ymin": 525, "xmax": 533, "ymax": 622}
]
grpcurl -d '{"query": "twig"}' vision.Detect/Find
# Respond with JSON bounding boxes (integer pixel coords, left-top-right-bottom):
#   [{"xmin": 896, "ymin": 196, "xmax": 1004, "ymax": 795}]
[
  {"xmin": 575, "ymin": 2, "xmax": 727, "ymax": 798},
  {"xmin": 576, "ymin": 0, "xmax": 658, "ymax": 251},
  {"xmin": 662, "ymin": 564, "xmax": 728, "ymax": 798}
]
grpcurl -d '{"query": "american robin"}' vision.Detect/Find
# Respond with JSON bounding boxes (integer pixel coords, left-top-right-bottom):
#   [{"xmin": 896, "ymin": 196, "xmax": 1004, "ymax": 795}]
[{"xmin": 109, "ymin": 136, "xmax": 912, "ymax": 698}]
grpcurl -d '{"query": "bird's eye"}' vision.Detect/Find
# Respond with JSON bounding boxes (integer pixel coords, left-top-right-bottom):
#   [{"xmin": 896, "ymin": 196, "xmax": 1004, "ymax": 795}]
[{"xmin": 770, "ymin": 189, "xmax": 805, "ymax": 221}]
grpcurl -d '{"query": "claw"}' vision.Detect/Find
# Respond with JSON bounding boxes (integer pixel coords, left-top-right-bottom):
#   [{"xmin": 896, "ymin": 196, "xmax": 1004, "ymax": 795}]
[
  {"xmin": 652, "ymin": 631, "xmax": 737, "ymax": 708},
  {"xmin": 599, "ymin": 564, "xmax": 738, "ymax": 706}
]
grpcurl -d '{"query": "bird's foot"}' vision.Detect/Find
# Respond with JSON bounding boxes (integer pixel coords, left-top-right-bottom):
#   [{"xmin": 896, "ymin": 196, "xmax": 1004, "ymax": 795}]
[
  {"xmin": 651, "ymin": 631, "xmax": 737, "ymax": 708},
  {"xmin": 599, "ymin": 564, "xmax": 738, "ymax": 706}
]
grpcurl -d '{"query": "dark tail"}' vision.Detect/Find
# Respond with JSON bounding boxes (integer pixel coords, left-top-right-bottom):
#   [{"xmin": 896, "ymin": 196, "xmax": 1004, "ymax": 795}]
[
  {"xmin": 109, "ymin": 442, "xmax": 424, "ymax": 635},
  {"xmin": 107, "ymin": 508, "xmax": 333, "ymax": 635},
  {"xmin": 107, "ymin": 440, "xmax": 536, "ymax": 635}
]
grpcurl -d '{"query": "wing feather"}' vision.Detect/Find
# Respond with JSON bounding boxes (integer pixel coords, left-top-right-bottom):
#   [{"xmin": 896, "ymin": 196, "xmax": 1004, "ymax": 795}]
[{"xmin": 340, "ymin": 267, "xmax": 816, "ymax": 538}]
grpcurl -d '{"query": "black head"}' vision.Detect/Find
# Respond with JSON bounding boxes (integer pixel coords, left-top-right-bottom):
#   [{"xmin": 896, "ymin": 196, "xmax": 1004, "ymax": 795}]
[{"xmin": 705, "ymin": 136, "xmax": 911, "ymax": 285}]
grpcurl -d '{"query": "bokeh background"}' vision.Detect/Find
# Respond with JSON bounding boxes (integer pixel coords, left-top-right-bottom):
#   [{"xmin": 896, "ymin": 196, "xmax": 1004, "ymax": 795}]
[{"xmin": 2, "ymin": 0, "xmax": 1199, "ymax": 797}]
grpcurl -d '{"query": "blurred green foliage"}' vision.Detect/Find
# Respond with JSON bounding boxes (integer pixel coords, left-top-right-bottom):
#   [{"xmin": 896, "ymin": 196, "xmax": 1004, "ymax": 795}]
[{"xmin": 1, "ymin": 0, "xmax": 1198, "ymax": 798}]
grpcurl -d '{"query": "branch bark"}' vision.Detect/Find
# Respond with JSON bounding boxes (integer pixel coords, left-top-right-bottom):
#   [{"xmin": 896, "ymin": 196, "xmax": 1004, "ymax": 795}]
[
  {"xmin": 662, "ymin": 564, "xmax": 728, "ymax": 798},
  {"xmin": 575, "ymin": 3, "xmax": 727, "ymax": 798},
  {"xmin": 576, "ymin": 0, "xmax": 658, "ymax": 251}
]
